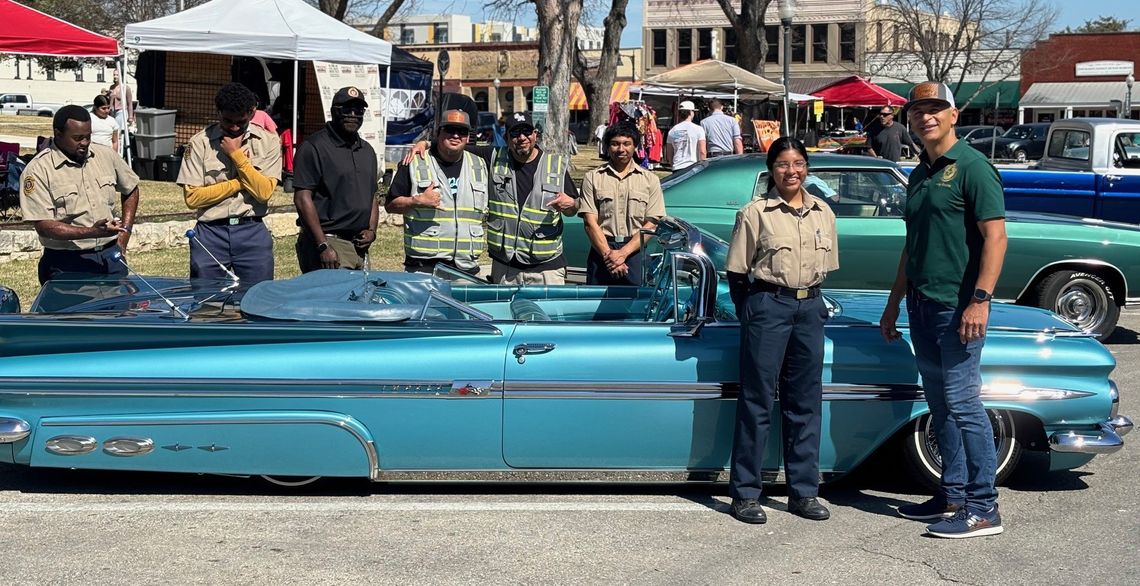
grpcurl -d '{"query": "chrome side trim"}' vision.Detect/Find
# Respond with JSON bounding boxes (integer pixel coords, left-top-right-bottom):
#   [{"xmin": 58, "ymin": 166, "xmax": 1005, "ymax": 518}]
[
  {"xmin": 1049, "ymin": 421, "xmax": 1127, "ymax": 454},
  {"xmin": 45, "ymin": 435, "xmax": 97, "ymax": 455},
  {"xmin": 0, "ymin": 417, "xmax": 31, "ymax": 443},
  {"xmin": 42, "ymin": 413, "xmax": 381, "ymax": 480},
  {"xmin": 375, "ymin": 469, "xmax": 777, "ymax": 484},
  {"xmin": 1014, "ymin": 259, "xmax": 1129, "ymax": 304},
  {"xmin": 0, "ymin": 378, "xmax": 503, "ymax": 399},
  {"xmin": 103, "ymin": 437, "xmax": 155, "ymax": 457}
]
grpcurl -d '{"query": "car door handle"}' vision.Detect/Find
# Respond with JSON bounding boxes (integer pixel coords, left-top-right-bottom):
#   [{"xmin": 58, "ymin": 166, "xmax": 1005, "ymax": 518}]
[
  {"xmin": 1104, "ymin": 174, "xmax": 1122, "ymax": 182},
  {"xmin": 513, "ymin": 342, "xmax": 556, "ymax": 364}
]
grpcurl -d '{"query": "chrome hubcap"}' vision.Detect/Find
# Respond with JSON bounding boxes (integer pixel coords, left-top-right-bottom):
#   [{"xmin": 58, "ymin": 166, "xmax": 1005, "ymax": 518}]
[
  {"xmin": 920, "ymin": 410, "xmax": 1014, "ymax": 470},
  {"xmin": 1055, "ymin": 278, "xmax": 1108, "ymax": 332}
]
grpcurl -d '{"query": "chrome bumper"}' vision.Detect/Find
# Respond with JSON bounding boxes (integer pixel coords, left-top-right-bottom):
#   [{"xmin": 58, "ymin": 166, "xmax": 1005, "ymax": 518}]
[
  {"xmin": 1050, "ymin": 415, "xmax": 1133, "ymax": 454},
  {"xmin": 0, "ymin": 417, "xmax": 31, "ymax": 443}
]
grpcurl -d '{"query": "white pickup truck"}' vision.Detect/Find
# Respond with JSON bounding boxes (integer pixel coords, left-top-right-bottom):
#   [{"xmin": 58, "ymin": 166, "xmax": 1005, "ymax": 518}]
[{"xmin": 0, "ymin": 93, "xmax": 64, "ymax": 117}]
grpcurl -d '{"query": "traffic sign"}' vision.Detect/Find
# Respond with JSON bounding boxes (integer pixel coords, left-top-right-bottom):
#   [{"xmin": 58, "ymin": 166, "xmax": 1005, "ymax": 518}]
[
  {"xmin": 437, "ymin": 49, "xmax": 450, "ymax": 76},
  {"xmin": 533, "ymin": 85, "xmax": 549, "ymax": 113}
]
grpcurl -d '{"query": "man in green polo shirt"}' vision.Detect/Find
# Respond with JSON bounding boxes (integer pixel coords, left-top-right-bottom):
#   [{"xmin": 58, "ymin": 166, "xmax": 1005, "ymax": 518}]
[{"xmin": 879, "ymin": 81, "xmax": 1008, "ymax": 539}]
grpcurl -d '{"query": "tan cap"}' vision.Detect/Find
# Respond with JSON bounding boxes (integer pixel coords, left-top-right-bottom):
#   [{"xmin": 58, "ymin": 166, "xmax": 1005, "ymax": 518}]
[{"xmin": 902, "ymin": 81, "xmax": 956, "ymax": 116}]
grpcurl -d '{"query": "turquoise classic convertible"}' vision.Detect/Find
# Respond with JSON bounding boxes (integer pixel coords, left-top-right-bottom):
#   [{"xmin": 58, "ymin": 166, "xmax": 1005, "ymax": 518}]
[
  {"xmin": 563, "ymin": 154, "xmax": 1140, "ymax": 340},
  {"xmin": 0, "ymin": 220, "xmax": 1131, "ymax": 489}
]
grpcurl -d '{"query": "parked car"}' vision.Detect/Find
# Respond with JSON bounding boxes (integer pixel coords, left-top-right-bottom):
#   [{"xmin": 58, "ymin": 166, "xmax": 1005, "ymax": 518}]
[
  {"xmin": 563, "ymin": 154, "xmax": 1140, "ymax": 339},
  {"xmin": 0, "ymin": 218, "xmax": 1130, "ymax": 489},
  {"xmin": 569, "ymin": 120, "xmax": 593, "ymax": 145},
  {"xmin": 990, "ymin": 118, "xmax": 1140, "ymax": 225},
  {"xmin": 472, "ymin": 112, "xmax": 497, "ymax": 144},
  {"xmin": 956, "ymin": 125, "xmax": 1004, "ymax": 143},
  {"xmin": 969, "ymin": 123, "xmax": 1051, "ymax": 162},
  {"xmin": 0, "ymin": 93, "xmax": 63, "ymax": 117}
]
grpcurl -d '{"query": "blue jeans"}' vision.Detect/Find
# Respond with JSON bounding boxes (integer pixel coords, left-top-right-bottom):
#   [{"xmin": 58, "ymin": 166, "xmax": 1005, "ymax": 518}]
[{"xmin": 907, "ymin": 288, "xmax": 998, "ymax": 513}]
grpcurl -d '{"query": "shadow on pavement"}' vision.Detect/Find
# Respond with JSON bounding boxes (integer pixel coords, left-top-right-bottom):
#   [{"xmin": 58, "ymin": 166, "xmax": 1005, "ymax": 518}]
[{"xmin": 1104, "ymin": 325, "xmax": 1139, "ymax": 345}]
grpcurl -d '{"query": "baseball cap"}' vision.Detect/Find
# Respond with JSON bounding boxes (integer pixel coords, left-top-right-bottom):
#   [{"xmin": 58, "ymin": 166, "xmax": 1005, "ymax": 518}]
[
  {"xmin": 332, "ymin": 86, "xmax": 368, "ymax": 108},
  {"xmin": 678, "ymin": 100, "xmax": 697, "ymax": 111},
  {"xmin": 505, "ymin": 111, "xmax": 535, "ymax": 134},
  {"xmin": 901, "ymin": 81, "xmax": 955, "ymax": 117},
  {"xmin": 440, "ymin": 109, "xmax": 472, "ymax": 131}
]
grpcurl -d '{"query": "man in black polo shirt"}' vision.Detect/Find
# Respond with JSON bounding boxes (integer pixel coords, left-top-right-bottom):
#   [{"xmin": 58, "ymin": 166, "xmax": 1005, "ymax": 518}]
[{"xmin": 293, "ymin": 86, "xmax": 380, "ymax": 272}]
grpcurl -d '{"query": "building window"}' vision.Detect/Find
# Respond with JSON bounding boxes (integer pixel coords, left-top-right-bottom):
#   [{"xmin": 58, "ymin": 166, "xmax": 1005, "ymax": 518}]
[
  {"xmin": 652, "ymin": 29, "xmax": 667, "ymax": 67},
  {"xmin": 436, "ymin": 23, "xmax": 449, "ymax": 44},
  {"xmin": 811, "ymin": 24, "xmax": 828, "ymax": 63},
  {"xmin": 839, "ymin": 23, "xmax": 855, "ymax": 62},
  {"xmin": 765, "ymin": 26, "xmax": 779, "ymax": 63},
  {"xmin": 526, "ymin": 88, "xmax": 534, "ymax": 111},
  {"xmin": 503, "ymin": 88, "xmax": 514, "ymax": 112},
  {"xmin": 474, "ymin": 91, "xmax": 489, "ymax": 112},
  {"xmin": 491, "ymin": 32, "xmax": 502, "ymax": 42},
  {"xmin": 723, "ymin": 27, "xmax": 737, "ymax": 63},
  {"xmin": 678, "ymin": 29, "xmax": 693, "ymax": 65},
  {"xmin": 401, "ymin": 27, "xmax": 415, "ymax": 45},
  {"xmin": 790, "ymin": 25, "xmax": 806, "ymax": 64},
  {"xmin": 698, "ymin": 28, "xmax": 713, "ymax": 60}
]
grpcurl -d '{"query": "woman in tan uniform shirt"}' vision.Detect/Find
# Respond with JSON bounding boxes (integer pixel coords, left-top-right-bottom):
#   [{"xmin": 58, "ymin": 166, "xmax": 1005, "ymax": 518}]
[{"xmin": 723, "ymin": 137, "xmax": 839, "ymax": 525}]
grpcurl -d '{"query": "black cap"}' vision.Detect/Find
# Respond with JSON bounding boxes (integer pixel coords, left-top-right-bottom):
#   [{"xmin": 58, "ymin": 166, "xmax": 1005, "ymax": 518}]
[
  {"xmin": 505, "ymin": 111, "xmax": 535, "ymax": 134},
  {"xmin": 332, "ymin": 86, "xmax": 368, "ymax": 108}
]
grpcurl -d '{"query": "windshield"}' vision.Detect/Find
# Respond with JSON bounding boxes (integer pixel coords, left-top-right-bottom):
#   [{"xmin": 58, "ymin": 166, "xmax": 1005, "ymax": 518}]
[
  {"xmin": 1003, "ymin": 126, "xmax": 1034, "ymax": 139},
  {"xmin": 660, "ymin": 161, "xmax": 708, "ymax": 189}
]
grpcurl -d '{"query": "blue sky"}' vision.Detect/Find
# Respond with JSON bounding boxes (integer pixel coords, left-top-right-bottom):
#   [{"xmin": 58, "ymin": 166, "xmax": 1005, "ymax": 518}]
[{"xmin": 416, "ymin": 1, "xmax": 1136, "ymax": 48}]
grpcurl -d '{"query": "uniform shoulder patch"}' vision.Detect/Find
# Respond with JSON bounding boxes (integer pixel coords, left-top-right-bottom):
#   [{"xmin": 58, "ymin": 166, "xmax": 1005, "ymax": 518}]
[{"xmin": 23, "ymin": 176, "xmax": 35, "ymax": 195}]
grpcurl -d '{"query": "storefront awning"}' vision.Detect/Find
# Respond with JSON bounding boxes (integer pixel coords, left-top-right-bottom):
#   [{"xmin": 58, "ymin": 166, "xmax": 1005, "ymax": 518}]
[
  {"xmin": 1020, "ymin": 82, "xmax": 1131, "ymax": 108},
  {"xmin": 878, "ymin": 81, "xmax": 1020, "ymax": 109},
  {"xmin": 568, "ymin": 81, "xmax": 631, "ymax": 110}
]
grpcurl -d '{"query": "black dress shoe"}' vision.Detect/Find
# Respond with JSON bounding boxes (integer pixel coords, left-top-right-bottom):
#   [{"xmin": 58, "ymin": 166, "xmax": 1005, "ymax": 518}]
[
  {"xmin": 731, "ymin": 498, "xmax": 767, "ymax": 524},
  {"xmin": 788, "ymin": 497, "xmax": 830, "ymax": 520}
]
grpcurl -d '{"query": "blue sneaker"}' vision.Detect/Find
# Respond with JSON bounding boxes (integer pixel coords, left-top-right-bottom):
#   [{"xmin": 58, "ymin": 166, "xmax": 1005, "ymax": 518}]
[
  {"xmin": 926, "ymin": 506, "xmax": 1003, "ymax": 538},
  {"xmin": 897, "ymin": 497, "xmax": 962, "ymax": 520}
]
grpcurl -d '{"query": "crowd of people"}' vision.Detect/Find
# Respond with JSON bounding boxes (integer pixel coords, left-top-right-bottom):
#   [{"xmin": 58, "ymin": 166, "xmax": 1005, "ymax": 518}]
[{"xmin": 17, "ymin": 79, "xmax": 1008, "ymax": 538}]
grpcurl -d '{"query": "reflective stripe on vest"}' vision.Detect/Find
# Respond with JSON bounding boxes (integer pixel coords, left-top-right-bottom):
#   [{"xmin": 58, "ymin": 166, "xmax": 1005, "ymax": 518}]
[
  {"xmin": 404, "ymin": 151, "xmax": 488, "ymax": 270},
  {"xmin": 486, "ymin": 150, "xmax": 566, "ymax": 265}
]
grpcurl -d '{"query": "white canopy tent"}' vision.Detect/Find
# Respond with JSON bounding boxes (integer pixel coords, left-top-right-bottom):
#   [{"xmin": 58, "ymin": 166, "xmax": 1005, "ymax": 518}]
[
  {"xmin": 124, "ymin": 0, "xmax": 394, "ymax": 161},
  {"xmin": 640, "ymin": 59, "xmax": 785, "ymax": 112}
]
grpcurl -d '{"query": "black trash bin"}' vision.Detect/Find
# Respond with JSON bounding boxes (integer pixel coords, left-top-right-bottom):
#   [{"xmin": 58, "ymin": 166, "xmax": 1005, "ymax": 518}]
[
  {"xmin": 131, "ymin": 158, "xmax": 155, "ymax": 181},
  {"xmin": 153, "ymin": 154, "xmax": 181, "ymax": 182}
]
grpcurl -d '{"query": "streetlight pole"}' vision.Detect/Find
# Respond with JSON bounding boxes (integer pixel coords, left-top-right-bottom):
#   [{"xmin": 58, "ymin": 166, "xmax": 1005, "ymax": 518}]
[
  {"xmin": 1127, "ymin": 73, "xmax": 1135, "ymax": 120},
  {"xmin": 778, "ymin": 0, "xmax": 797, "ymax": 137},
  {"xmin": 493, "ymin": 78, "xmax": 502, "ymax": 117}
]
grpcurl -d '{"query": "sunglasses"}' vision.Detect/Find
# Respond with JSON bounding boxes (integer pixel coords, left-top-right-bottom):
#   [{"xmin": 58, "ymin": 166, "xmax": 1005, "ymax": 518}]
[
  {"xmin": 335, "ymin": 105, "xmax": 366, "ymax": 116},
  {"xmin": 509, "ymin": 126, "xmax": 535, "ymax": 139},
  {"xmin": 440, "ymin": 125, "xmax": 469, "ymax": 136},
  {"xmin": 879, "ymin": 112, "xmax": 893, "ymax": 116}
]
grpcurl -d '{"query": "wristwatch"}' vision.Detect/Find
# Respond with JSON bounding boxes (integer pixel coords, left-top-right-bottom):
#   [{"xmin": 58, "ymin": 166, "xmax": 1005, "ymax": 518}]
[
  {"xmin": 972, "ymin": 288, "xmax": 993, "ymax": 302},
  {"xmin": 316, "ymin": 241, "xmax": 330, "ymax": 253}
]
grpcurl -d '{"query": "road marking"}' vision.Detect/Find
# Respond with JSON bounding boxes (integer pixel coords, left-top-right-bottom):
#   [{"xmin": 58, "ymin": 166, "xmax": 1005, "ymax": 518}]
[{"xmin": 0, "ymin": 501, "xmax": 728, "ymax": 513}]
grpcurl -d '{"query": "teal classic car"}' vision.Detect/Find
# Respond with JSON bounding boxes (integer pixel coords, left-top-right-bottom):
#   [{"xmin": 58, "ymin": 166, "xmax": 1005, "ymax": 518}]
[
  {"xmin": 0, "ymin": 220, "xmax": 1130, "ymax": 489},
  {"xmin": 564, "ymin": 154, "xmax": 1140, "ymax": 340}
]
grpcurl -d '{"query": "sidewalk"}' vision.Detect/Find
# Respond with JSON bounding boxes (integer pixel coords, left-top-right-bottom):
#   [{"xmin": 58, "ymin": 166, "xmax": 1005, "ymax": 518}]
[{"xmin": 0, "ymin": 134, "xmax": 37, "ymax": 149}]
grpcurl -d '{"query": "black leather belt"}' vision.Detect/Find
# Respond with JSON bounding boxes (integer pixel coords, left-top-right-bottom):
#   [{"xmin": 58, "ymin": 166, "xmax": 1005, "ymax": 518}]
[
  {"xmin": 202, "ymin": 216, "xmax": 263, "ymax": 226},
  {"xmin": 749, "ymin": 280, "xmax": 821, "ymax": 300}
]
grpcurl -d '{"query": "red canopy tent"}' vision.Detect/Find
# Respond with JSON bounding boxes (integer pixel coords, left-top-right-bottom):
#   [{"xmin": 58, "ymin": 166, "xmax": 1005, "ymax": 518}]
[
  {"xmin": 0, "ymin": 0, "xmax": 119, "ymax": 57},
  {"xmin": 810, "ymin": 75, "xmax": 906, "ymax": 107}
]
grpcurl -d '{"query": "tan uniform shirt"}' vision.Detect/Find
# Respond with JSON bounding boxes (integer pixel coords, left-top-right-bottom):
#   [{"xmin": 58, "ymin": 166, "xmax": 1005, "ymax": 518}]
[
  {"xmin": 726, "ymin": 188, "xmax": 839, "ymax": 289},
  {"xmin": 20, "ymin": 143, "xmax": 139, "ymax": 250},
  {"xmin": 177, "ymin": 123, "xmax": 282, "ymax": 222},
  {"xmin": 578, "ymin": 163, "xmax": 666, "ymax": 241}
]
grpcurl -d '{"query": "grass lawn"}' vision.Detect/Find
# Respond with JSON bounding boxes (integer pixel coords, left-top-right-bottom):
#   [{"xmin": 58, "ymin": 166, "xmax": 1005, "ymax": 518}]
[
  {"xmin": 0, "ymin": 115, "xmax": 52, "ymax": 138},
  {"xmin": 1, "ymin": 225, "xmax": 408, "ymax": 312}
]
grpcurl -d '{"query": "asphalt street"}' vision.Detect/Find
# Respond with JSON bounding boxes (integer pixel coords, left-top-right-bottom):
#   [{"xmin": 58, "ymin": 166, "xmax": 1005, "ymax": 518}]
[{"xmin": 1, "ymin": 313, "xmax": 1138, "ymax": 585}]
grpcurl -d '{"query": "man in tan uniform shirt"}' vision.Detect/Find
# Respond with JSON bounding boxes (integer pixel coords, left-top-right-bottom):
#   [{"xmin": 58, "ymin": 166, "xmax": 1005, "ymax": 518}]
[
  {"xmin": 20, "ymin": 105, "xmax": 139, "ymax": 284},
  {"xmin": 177, "ymin": 82, "xmax": 281, "ymax": 284},
  {"xmin": 579, "ymin": 122, "xmax": 666, "ymax": 286}
]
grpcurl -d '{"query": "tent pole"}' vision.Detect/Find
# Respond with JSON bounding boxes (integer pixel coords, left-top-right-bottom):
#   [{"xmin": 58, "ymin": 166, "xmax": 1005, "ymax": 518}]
[
  {"xmin": 733, "ymin": 88, "xmax": 738, "ymax": 113},
  {"xmin": 119, "ymin": 56, "xmax": 131, "ymax": 166},
  {"xmin": 383, "ymin": 64, "xmax": 391, "ymax": 168},
  {"xmin": 292, "ymin": 60, "xmax": 299, "ymax": 159}
]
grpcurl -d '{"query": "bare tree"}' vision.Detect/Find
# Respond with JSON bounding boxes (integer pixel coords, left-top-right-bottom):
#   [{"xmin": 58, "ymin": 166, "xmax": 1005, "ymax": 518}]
[
  {"xmin": 871, "ymin": 0, "xmax": 1057, "ymax": 109},
  {"xmin": 573, "ymin": 0, "xmax": 629, "ymax": 146},
  {"xmin": 714, "ymin": 0, "xmax": 774, "ymax": 75}
]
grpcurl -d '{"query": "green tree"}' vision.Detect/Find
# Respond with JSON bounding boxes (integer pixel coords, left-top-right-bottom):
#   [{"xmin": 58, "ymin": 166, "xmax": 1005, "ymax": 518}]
[{"xmin": 1065, "ymin": 16, "xmax": 1132, "ymax": 33}]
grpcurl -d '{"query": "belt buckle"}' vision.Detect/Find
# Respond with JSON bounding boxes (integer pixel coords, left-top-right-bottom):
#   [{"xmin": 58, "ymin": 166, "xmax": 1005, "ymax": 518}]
[
  {"xmin": 228, "ymin": 217, "xmax": 240, "ymax": 226},
  {"xmin": 795, "ymin": 288, "xmax": 809, "ymax": 300}
]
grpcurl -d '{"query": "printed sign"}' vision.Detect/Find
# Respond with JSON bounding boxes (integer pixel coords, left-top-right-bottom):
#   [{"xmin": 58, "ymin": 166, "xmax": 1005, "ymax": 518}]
[
  {"xmin": 1075, "ymin": 61, "xmax": 1135, "ymax": 77},
  {"xmin": 533, "ymin": 85, "xmax": 549, "ymax": 113}
]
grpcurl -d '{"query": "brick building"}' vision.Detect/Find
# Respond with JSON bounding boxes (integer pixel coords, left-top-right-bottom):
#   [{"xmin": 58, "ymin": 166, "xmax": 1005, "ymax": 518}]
[{"xmin": 1019, "ymin": 33, "xmax": 1140, "ymax": 123}]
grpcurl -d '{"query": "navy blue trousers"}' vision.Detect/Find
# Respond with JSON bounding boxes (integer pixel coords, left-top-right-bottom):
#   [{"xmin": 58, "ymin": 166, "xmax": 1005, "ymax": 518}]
[
  {"xmin": 730, "ymin": 290, "xmax": 827, "ymax": 501},
  {"xmin": 585, "ymin": 239, "xmax": 644, "ymax": 286},
  {"xmin": 38, "ymin": 243, "xmax": 127, "ymax": 285},
  {"xmin": 190, "ymin": 220, "xmax": 273, "ymax": 285}
]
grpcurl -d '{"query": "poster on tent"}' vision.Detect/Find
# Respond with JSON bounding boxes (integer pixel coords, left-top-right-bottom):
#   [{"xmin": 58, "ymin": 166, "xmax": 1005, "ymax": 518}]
[{"xmin": 314, "ymin": 61, "xmax": 385, "ymax": 167}]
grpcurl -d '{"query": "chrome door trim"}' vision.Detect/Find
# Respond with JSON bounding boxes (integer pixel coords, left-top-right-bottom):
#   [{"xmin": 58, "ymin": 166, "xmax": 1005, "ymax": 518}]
[{"xmin": 0, "ymin": 378, "xmax": 504, "ymax": 399}]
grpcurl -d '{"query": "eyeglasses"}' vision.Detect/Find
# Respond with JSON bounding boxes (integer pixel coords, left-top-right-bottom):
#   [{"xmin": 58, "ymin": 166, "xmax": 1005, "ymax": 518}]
[
  {"xmin": 772, "ymin": 160, "xmax": 808, "ymax": 171},
  {"xmin": 335, "ymin": 105, "xmax": 366, "ymax": 116},
  {"xmin": 440, "ymin": 125, "xmax": 469, "ymax": 136}
]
